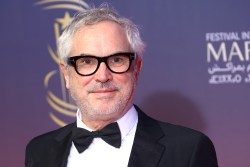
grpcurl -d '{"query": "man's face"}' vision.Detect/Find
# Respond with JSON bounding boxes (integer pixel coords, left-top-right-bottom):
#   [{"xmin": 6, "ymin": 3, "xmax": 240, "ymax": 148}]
[{"xmin": 61, "ymin": 21, "xmax": 142, "ymax": 124}]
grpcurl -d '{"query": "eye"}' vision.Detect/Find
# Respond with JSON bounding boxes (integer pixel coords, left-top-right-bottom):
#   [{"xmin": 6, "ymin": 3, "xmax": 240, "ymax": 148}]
[
  {"xmin": 109, "ymin": 55, "xmax": 126, "ymax": 64},
  {"xmin": 78, "ymin": 57, "xmax": 96, "ymax": 65},
  {"xmin": 83, "ymin": 59, "xmax": 93, "ymax": 64},
  {"xmin": 112, "ymin": 56, "xmax": 124, "ymax": 63}
]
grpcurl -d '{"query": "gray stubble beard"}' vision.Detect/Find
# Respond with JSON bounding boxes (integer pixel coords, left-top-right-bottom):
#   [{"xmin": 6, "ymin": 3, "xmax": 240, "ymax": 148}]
[{"xmin": 70, "ymin": 74, "xmax": 136, "ymax": 122}]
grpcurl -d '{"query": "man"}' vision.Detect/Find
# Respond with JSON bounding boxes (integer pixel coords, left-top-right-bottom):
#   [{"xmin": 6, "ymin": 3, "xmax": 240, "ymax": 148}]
[{"xmin": 25, "ymin": 5, "xmax": 218, "ymax": 167}]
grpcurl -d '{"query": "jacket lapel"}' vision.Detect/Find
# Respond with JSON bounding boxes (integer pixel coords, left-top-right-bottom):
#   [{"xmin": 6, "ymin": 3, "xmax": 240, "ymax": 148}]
[
  {"xmin": 49, "ymin": 123, "xmax": 76, "ymax": 167},
  {"xmin": 128, "ymin": 106, "xmax": 165, "ymax": 167}
]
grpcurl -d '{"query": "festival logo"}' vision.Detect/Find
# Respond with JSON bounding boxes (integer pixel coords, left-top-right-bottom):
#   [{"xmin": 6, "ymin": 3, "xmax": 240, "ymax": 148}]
[
  {"xmin": 206, "ymin": 31, "xmax": 250, "ymax": 84},
  {"xmin": 35, "ymin": 0, "xmax": 89, "ymax": 126}
]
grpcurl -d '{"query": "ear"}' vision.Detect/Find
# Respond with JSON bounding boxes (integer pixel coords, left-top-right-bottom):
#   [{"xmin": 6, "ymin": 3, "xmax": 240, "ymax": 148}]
[
  {"xmin": 135, "ymin": 56, "xmax": 142, "ymax": 79},
  {"xmin": 60, "ymin": 61, "xmax": 70, "ymax": 89},
  {"xmin": 137, "ymin": 57, "xmax": 142, "ymax": 72}
]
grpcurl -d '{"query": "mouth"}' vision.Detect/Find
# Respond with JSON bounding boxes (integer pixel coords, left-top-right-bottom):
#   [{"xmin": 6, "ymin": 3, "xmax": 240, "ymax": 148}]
[{"xmin": 89, "ymin": 89, "xmax": 118, "ymax": 98}]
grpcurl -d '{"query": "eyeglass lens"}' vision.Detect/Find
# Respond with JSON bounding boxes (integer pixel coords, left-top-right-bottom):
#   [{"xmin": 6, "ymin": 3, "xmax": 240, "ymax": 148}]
[{"xmin": 74, "ymin": 53, "xmax": 133, "ymax": 76}]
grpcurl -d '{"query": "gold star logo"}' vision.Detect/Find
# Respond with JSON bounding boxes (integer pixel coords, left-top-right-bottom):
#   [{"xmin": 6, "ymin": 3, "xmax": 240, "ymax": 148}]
[{"xmin": 56, "ymin": 12, "xmax": 72, "ymax": 30}]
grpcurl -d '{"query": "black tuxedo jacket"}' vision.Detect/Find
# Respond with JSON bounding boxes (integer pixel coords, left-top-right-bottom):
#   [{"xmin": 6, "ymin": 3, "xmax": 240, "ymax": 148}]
[{"xmin": 25, "ymin": 106, "xmax": 218, "ymax": 167}]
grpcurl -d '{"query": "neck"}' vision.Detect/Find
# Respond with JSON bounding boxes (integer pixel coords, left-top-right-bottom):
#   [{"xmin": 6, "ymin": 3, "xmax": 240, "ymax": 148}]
[
  {"xmin": 80, "ymin": 111, "xmax": 128, "ymax": 131},
  {"xmin": 78, "ymin": 104, "xmax": 133, "ymax": 131},
  {"xmin": 82, "ymin": 119, "xmax": 114, "ymax": 131}
]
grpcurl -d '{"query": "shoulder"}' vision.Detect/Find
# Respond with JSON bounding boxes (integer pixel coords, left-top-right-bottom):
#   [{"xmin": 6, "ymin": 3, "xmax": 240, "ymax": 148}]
[
  {"xmin": 158, "ymin": 121, "xmax": 218, "ymax": 165},
  {"xmin": 158, "ymin": 121, "xmax": 213, "ymax": 146},
  {"xmin": 25, "ymin": 123, "xmax": 76, "ymax": 166},
  {"xmin": 135, "ymin": 105, "xmax": 218, "ymax": 166},
  {"xmin": 136, "ymin": 105, "xmax": 215, "ymax": 149},
  {"xmin": 158, "ymin": 120, "xmax": 204, "ymax": 138},
  {"xmin": 26, "ymin": 123, "xmax": 75, "ymax": 150},
  {"xmin": 154, "ymin": 117, "xmax": 217, "ymax": 161},
  {"xmin": 136, "ymin": 105, "xmax": 212, "ymax": 143}
]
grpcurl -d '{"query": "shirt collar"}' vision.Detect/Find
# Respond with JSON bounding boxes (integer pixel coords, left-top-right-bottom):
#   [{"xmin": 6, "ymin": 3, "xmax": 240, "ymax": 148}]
[{"xmin": 76, "ymin": 105, "xmax": 138, "ymax": 140}]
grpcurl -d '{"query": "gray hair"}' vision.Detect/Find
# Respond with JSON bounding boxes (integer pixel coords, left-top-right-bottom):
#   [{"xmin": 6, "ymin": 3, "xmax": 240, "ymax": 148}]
[{"xmin": 57, "ymin": 4, "xmax": 145, "ymax": 65}]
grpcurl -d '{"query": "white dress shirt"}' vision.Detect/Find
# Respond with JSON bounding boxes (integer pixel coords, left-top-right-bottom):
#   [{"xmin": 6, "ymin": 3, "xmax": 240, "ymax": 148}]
[{"xmin": 67, "ymin": 106, "xmax": 138, "ymax": 167}]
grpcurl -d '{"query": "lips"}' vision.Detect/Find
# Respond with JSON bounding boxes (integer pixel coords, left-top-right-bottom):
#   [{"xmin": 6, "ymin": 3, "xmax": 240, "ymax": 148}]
[
  {"xmin": 89, "ymin": 89, "xmax": 118, "ymax": 99},
  {"xmin": 90, "ymin": 89, "xmax": 117, "ymax": 93}
]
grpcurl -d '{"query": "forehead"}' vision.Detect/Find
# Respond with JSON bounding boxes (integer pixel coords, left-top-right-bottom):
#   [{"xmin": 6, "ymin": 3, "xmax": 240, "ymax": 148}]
[{"xmin": 71, "ymin": 21, "xmax": 131, "ymax": 56}]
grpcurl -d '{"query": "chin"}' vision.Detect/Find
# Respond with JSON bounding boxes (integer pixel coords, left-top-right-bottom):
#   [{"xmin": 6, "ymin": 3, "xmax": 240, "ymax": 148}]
[{"xmin": 88, "ymin": 110, "xmax": 122, "ymax": 122}]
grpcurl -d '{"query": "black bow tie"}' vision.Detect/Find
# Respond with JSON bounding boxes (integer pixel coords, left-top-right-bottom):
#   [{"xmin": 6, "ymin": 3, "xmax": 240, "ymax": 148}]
[{"xmin": 72, "ymin": 122, "xmax": 121, "ymax": 153}]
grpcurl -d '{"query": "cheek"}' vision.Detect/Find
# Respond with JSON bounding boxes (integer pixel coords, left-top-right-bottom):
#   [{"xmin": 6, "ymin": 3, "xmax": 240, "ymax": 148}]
[
  {"xmin": 116, "ymin": 73, "xmax": 136, "ymax": 89},
  {"xmin": 70, "ymin": 70, "xmax": 93, "ymax": 85},
  {"xmin": 68, "ymin": 77, "xmax": 89, "ymax": 101}
]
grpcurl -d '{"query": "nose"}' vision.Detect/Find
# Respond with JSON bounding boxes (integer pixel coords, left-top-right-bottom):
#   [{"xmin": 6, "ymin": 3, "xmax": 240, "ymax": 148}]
[{"xmin": 94, "ymin": 62, "xmax": 113, "ymax": 83}]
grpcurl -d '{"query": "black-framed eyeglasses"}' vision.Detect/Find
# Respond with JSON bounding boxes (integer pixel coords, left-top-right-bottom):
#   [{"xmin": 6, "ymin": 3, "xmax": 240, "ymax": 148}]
[{"xmin": 67, "ymin": 52, "xmax": 136, "ymax": 76}]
